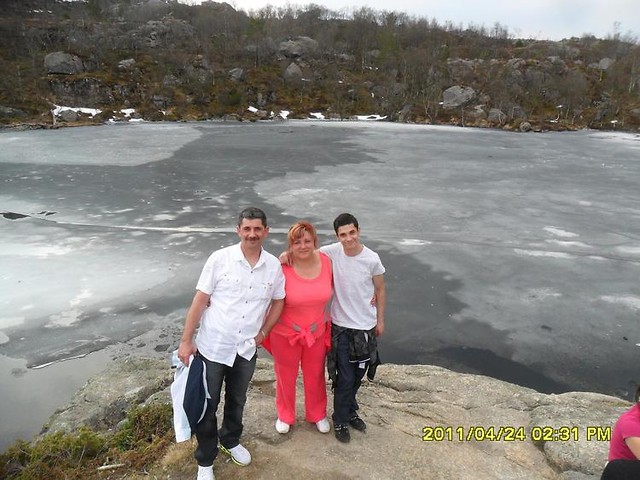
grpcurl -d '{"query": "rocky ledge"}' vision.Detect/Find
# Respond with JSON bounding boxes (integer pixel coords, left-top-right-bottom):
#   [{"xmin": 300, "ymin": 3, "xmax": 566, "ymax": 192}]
[{"xmin": 44, "ymin": 356, "xmax": 629, "ymax": 479}]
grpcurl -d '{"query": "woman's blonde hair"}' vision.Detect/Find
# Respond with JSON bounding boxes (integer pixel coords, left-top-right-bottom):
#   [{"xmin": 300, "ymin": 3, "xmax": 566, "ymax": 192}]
[{"xmin": 287, "ymin": 220, "xmax": 318, "ymax": 248}]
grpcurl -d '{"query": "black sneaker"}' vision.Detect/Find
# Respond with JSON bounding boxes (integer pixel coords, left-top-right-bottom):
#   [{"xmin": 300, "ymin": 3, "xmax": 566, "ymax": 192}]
[
  {"xmin": 334, "ymin": 423, "xmax": 350, "ymax": 443},
  {"xmin": 349, "ymin": 415, "xmax": 367, "ymax": 432}
]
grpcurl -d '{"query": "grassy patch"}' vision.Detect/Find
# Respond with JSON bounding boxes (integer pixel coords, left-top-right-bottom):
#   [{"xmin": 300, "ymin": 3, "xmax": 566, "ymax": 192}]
[{"xmin": 0, "ymin": 403, "xmax": 174, "ymax": 480}]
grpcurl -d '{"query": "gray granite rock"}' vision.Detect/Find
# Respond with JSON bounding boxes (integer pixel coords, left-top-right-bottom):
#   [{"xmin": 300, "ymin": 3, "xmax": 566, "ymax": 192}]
[
  {"xmin": 44, "ymin": 358, "xmax": 626, "ymax": 479},
  {"xmin": 44, "ymin": 51, "xmax": 84, "ymax": 75}
]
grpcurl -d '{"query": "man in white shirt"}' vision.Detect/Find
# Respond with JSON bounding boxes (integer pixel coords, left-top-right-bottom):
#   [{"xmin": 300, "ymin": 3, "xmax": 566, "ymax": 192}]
[
  {"xmin": 321, "ymin": 213, "xmax": 386, "ymax": 444},
  {"xmin": 178, "ymin": 207, "xmax": 285, "ymax": 480}
]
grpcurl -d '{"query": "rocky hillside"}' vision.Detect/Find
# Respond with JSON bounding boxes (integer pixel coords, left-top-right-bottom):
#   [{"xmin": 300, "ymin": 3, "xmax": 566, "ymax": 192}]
[
  {"xmin": 29, "ymin": 356, "xmax": 630, "ymax": 479},
  {"xmin": 1, "ymin": 0, "xmax": 639, "ymax": 131}
]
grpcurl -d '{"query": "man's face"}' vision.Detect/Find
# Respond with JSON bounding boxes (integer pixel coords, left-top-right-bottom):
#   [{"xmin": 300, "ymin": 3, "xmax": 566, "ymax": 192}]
[
  {"xmin": 336, "ymin": 223, "xmax": 360, "ymax": 251},
  {"xmin": 237, "ymin": 218, "xmax": 268, "ymax": 248}
]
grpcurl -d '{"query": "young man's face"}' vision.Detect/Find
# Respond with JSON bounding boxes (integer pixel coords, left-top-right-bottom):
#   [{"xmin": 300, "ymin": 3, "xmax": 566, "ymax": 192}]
[
  {"xmin": 237, "ymin": 218, "xmax": 268, "ymax": 249},
  {"xmin": 336, "ymin": 223, "xmax": 360, "ymax": 252}
]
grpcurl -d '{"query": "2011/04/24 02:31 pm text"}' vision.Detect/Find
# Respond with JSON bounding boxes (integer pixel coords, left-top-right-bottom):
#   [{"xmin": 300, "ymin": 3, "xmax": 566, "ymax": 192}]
[{"xmin": 421, "ymin": 425, "xmax": 611, "ymax": 442}]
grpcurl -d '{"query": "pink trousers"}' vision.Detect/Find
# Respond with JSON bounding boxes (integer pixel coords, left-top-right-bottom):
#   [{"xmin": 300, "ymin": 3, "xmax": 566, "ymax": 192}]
[{"xmin": 270, "ymin": 332, "xmax": 328, "ymax": 424}]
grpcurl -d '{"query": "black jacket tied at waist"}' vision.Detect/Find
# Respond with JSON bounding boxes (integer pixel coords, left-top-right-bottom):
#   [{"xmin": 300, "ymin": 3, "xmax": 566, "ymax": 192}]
[{"xmin": 327, "ymin": 324, "xmax": 381, "ymax": 386}]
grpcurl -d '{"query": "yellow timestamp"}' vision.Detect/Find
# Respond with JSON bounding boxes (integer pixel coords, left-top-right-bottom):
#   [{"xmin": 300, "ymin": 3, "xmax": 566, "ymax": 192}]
[{"xmin": 421, "ymin": 425, "xmax": 611, "ymax": 442}]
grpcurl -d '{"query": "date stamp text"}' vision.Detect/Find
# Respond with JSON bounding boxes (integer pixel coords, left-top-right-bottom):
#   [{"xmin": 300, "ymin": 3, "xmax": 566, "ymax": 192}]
[{"xmin": 421, "ymin": 425, "xmax": 611, "ymax": 442}]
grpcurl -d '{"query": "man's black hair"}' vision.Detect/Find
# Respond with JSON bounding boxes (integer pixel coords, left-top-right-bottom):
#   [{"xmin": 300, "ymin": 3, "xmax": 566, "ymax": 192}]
[
  {"xmin": 333, "ymin": 212, "xmax": 358, "ymax": 233},
  {"xmin": 238, "ymin": 207, "xmax": 267, "ymax": 227}
]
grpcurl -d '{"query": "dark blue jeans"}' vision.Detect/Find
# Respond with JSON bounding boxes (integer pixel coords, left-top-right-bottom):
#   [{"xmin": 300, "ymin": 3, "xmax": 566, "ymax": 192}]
[
  {"xmin": 194, "ymin": 353, "xmax": 256, "ymax": 467},
  {"xmin": 332, "ymin": 331, "xmax": 367, "ymax": 425}
]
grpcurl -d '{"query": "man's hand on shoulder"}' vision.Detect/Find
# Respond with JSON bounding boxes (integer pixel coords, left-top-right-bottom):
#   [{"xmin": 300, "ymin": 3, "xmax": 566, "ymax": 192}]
[{"xmin": 278, "ymin": 251, "xmax": 291, "ymax": 265}]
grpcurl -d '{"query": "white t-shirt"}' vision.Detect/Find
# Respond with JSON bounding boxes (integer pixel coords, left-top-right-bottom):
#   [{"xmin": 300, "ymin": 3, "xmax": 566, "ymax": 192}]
[
  {"xmin": 320, "ymin": 242, "xmax": 385, "ymax": 330},
  {"xmin": 195, "ymin": 243, "xmax": 286, "ymax": 366}
]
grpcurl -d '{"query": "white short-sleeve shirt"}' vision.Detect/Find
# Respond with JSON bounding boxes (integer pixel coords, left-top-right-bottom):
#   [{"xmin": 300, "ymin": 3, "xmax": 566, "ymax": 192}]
[
  {"xmin": 195, "ymin": 243, "xmax": 286, "ymax": 366},
  {"xmin": 320, "ymin": 242, "xmax": 385, "ymax": 330}
]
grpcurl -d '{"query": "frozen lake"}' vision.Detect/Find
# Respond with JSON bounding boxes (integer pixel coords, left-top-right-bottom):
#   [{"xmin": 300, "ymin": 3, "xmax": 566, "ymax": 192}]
[{"xmin": 1, "ymin": 121, "xmax": 639, "ymax": 450}]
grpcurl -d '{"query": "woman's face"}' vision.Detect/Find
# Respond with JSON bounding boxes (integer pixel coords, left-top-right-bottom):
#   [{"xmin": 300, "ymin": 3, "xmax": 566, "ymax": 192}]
[{"xmin": 291, "ymin": 230, "xmax": 315, "ymax": 260}]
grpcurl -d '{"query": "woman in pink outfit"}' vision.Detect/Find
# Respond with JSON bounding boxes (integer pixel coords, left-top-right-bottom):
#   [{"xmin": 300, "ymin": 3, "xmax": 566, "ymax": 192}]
[
  {"xmin": 268, "ymin": 221, "xmax": 332, "ymax": 434},
  {"xmin": 601, "ymin": 384, "xmax": 640, "ymax": 479}
]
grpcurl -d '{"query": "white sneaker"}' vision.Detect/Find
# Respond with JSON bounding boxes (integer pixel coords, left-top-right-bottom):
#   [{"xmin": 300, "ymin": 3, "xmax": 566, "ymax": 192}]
[
  {"xmin": 197, "ymin": 465, "xmax": 215, "ymax": 480},
  {"xmin": 220, "ymin": 443, "xmax": 251, "ymax": 466},
  {"xmin": 316, "ymin": 417, "xmax": 331, "ymax": 433},
  {"xmin": 275, "ymin": 418, "xmax": 290, "ymax": 434}
]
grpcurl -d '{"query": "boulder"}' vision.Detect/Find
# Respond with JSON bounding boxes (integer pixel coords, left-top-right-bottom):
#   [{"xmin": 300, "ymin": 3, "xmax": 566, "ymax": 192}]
[
  {"xmin": 442, "ymin": 86, "xmax": 476, "ymax": 109},
  {"xmin": 588, "ymin": 58, "xmax": 615, "ymax": 71},
  {"xmin": 58, "ymin": 109, "xmax": 79, "ymax": 122},
  {"xmin": 507, "ymin": 58, "xmax": 526, "ymax": 70},
  {"xmin": 47, "ymin": 77, "xmax": 131, "ymax": 107},
  {"xmin": 547, "ymin": 56, "xmax": 568, "ymax": 75},
  {"xmin": 598, "ymin": 58, "xmax": 615, "ymax": 71},
  {"xmin": 256, "ymin": 92, "xmax": 267, "ymax": 109},
  {"xmin": 186, "ymin": 66, "xmax": 210, "ymax": 85},
  {"xmin": 528, "ymin": 391, "xmax": 623, "ymax": 475},
  {"xmin": 520, "ymin": 121, "xmax": 533, "ymax": 132},
  {"xmin": 447, "ymin": 58, "xmax": 477, "ymax": 83},
  {"xmin": 229, "ymin": 67, "xmax": 246, "ymax": 82},
  {"xmin": 130, "ymin": 18, "xmax": 196, "ymax": 49},
  {"xmin": 44, "ymin": 51, "xmax": 84, "ymax": 75},
  {"xmin": 44, "ymin": 357, "xmax": 172, "ymax": 434},
  {"xmin": 151, "ymin": 94, "xmax": 170, "ymax": 109},
  {"xmin": 247, "ymin": 109, "xmax": 270, "ymax": 120},
  {"xmin": 488, "ymin": 108, "xmax": 506, "ymax": 124},
  {"xmin": 283, "ymin": 62, "xmax": 303, "ymax": 82},
  {"xmin": 192, "ymin": 54, "xmax": 210, "ymax": 69},
  {"xmin": 559, "ymin": 472, "xmax": 599, "ymax": 480},
  {"xmin": 397, "ymin": 104, "xmax": 413, "ymax": 123},
  {"xmin": 162, "ymin": 74, "xmax": 181, "ymax": 87},
  {"xmin": 0, "ymin": 105, "xmax": 27, "ymax": 119},
  {"xmin": 118, "ymin": 58, "xmax": 136, "ymax": 70},
  {"xmin": 278, "ymin": 36, "xmax": 318, "ymax": 58},
  {"xmin": 466, "ymin": 105, "xmax": 487, "ymax": 121}
]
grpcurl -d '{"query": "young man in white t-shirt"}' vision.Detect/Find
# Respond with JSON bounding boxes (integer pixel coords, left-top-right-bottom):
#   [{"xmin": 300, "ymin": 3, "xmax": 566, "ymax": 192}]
[{"xmin": 320, "ymin": 213, "xmax": 386, "ymax": 443}]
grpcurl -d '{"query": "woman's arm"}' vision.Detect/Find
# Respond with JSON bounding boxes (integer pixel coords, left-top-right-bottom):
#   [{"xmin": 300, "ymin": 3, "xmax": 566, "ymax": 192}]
[{"xmin": 626, "ymin": 436, "xmax": 640, "ymax": 459}]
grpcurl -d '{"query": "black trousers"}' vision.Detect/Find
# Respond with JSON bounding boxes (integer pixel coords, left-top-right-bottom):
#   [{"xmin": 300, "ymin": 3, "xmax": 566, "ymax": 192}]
[
  {"xmin": 194, "ymin": 353, "xmax": 256, "ymax": 467},
  {"xmin": 601, "ymin": 460, "xmax": 640, "ymax": 480},
  {"xmin": 332, "ymin": 331, "xmax": 367, "ymax": 425}
]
